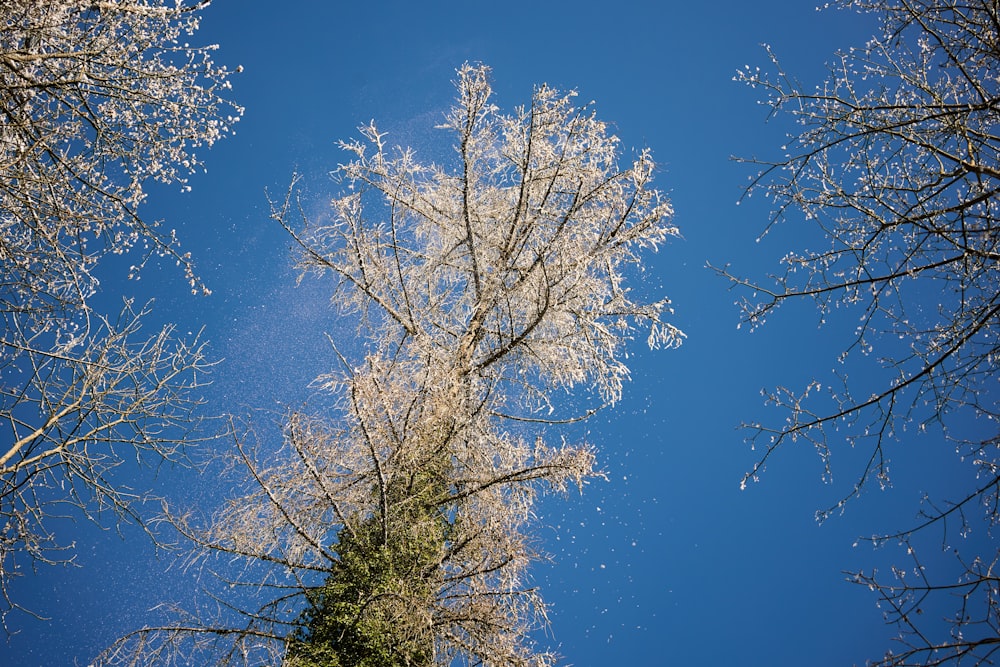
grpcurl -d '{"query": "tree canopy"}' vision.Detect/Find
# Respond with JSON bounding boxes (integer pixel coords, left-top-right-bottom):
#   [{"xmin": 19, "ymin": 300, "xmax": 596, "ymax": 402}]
[
  {"xmin": 96, "ymin": 63, "xmax": 678, "ymax": 666},
  {"xmin": 725, "ymin": 1, "xmax": 1000, "ymax": 664},
  {"xmin": 0, "ymin": 0, "xmax": 240, "ymax": 625}
]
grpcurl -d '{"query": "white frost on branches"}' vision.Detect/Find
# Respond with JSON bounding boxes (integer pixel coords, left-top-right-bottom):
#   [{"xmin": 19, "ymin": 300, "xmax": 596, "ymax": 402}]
[
  {"xmin": 0, "ymin": 0, "xmax": 240, "ymax": 626},
  {"xmin": 97, "ymin": 63, "xmax": 678, "ymax": 667}
]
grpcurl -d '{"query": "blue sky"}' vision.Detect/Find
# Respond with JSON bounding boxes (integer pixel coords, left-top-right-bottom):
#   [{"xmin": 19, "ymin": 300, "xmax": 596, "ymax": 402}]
[{"xmin": 5, "ymin": 1, "xmax": 983, "ymax": 665}]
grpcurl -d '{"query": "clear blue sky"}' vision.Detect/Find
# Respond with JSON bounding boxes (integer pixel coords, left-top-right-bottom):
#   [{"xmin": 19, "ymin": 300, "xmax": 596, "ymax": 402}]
[{"xmin": 6, "ymin": 2, "xmax": 980, "ymax": 665}]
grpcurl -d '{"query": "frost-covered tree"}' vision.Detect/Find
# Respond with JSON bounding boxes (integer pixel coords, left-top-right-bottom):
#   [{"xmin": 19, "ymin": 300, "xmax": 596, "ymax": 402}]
[
  {"xmin": 723, "ymin": 1, "xmax": 1000, "ymax": 665},
  {"xmin": 98, "ymin": 63, "xmax": 679, "ymax": 666},
  {"xmin": 0, "ymin": 0, "xmax": 240, "ymax": 624},
  {"xmin": 1, "ymin": 0, "xmax": 241, "ymax": 307}
]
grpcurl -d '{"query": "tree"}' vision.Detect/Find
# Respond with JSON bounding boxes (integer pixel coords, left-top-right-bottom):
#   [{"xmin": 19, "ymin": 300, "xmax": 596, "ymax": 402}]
[
  {"xmin": 721, "ymin": 1, "xmax": 1000, "ymax": 664},
  {"xmin": 0, "ymin": 0, "xmax": 240, "ymax": 625},
  {"xmin": 97, "ymin": 63, "xmax": 680, "ymax": 666}
]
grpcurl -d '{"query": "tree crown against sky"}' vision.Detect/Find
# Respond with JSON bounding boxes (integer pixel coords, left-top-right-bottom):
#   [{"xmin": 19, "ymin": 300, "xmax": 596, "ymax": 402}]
[
  {"xmin": 95, "ymin": 62, "xmax": 680, "ymax": 667},
  {"xmin": 0, "ymin": 0, "xmax": 240, "ymax": 626},
  {"xmin": 725, "ymin": 1, "xmax": 1000, "ymax": 664},
  {"xmin": 1, "ymin": 0, "xmax": 241, "ymax": 311}
]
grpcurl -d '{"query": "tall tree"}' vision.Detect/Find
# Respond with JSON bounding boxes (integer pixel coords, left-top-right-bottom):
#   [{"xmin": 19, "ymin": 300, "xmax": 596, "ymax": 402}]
[
  {"xmin": 98, "ymin": 63, "xmax": 679, "ymax": 666},
  {"xmin": 722, "ymin": 1, "xmax": 1000, "ymax": 664},
  {"xmin": 0, "ymin": 0, "xmax": 240, "ymax": 624}
]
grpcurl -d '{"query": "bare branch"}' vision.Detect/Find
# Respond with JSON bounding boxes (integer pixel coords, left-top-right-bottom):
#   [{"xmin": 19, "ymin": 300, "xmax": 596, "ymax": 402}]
[{"xmin": 730, "ymin": 2, "xmax": 1000, "ymax": 664}]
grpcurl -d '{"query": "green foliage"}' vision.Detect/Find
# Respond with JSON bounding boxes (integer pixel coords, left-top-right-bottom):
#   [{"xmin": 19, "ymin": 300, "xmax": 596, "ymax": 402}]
[{"xmin": 285, "ymin": 467, "xmax": 450, "ymax": 667}]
